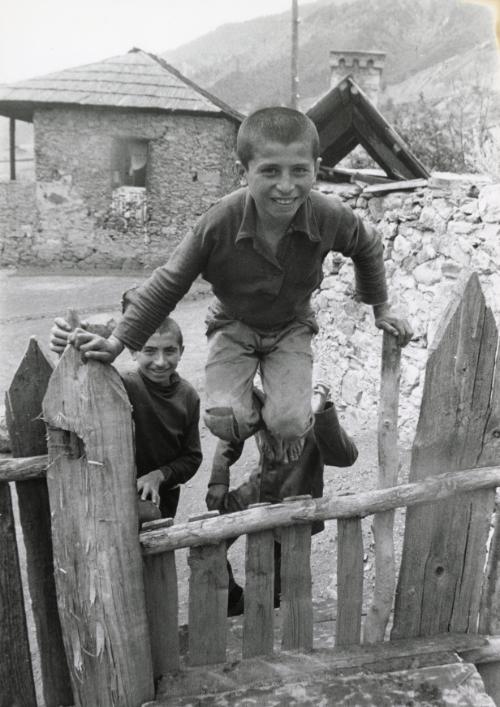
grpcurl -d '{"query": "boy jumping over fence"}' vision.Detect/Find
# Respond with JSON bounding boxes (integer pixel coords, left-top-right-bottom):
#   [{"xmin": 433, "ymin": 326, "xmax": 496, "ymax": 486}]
[
  {"xmin": 206, "ymin": 379, "xmax": 358, "ymax": 614},
  {"xmin": 50, "ymin": 303, "xmax": 202, "ymax": 521},
  {"xmin": 69, "ymin": 107, "xmax": 412, "ymax": 464}
]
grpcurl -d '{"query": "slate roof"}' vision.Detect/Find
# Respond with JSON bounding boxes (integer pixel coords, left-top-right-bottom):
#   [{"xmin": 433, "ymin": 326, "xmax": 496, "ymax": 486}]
[{"xmin": 0, "ymin": 48, "xmax": 243, "ymax": 122}]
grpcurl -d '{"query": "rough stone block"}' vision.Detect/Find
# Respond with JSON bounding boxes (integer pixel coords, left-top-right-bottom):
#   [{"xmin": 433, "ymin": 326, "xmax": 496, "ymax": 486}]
[
  {"xmin": 413, "ymin": 262, "xmax": 442, "ymax": 286},
  {"xmin": 432, "ymin": 197, "xmax": 454, "ymax": 221},
  {"xmin": 418, "ymin": 205, "xmax": 447, "ymax": 234},
  {"xmin": 447, "ymin": 219, "xmax": 478, "ymax": 236},
  {"xmin": 341, "ymin": 369, "xmax": 363, "ymax": 406},
  {"xmin": 478, "ymin": 184, "xmax": 500, "ymax": 223},
  {"xmin": 441, "ymin": 260, "xmax": 463, "ymax": 279},
  {"xmin": 392, "ymin": 235, "xmax": 411, "ymax": 259},
  {"xmin": 320, "ymin": 275, "xmax": 340, "ymax": 290}
]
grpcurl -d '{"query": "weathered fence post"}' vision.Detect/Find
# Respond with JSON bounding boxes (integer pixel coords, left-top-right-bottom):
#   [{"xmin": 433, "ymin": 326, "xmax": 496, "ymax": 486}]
[
  {"xmin": 281, "ymin": 496, "xmax": 313, "ymax": 651},
  {"xmin": 336, "ymin": 517, "xmax": 364, "ymax": 646},
  {"xmin": 392, "ymin": 273, "xmax": 499, "ymax": 638},
  {"xmin": 478, "ymin": 353, "xmax": 500, "ymax": 704},
  {"xmin": 364, "ymin": 331, "xmax": 401, "ymax": 643},
  {"xmin": 187, "ymin": 511, "xmax": 228, "ymax": 666},
  {"xmin": 142, "ymin": 517, "xmax": 180, "ymax": 677},
  {"xmin": 243, "ymin": 502, "xmax": 275, "ymax": 658},
  {"xmin": 5, "ymin": 336, "xmax": 73, "ymax": 706},
  {"xmin": 42, "ymin": 345, "xmax": 154, "ymax": 706},
  {"xmin": 0, "ymin": 480, "xmax": 37, "ymax": 706}
]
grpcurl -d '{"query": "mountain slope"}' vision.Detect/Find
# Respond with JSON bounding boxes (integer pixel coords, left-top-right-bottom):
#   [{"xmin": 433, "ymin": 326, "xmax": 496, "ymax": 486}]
[{"xmin": 163, "ymin": 0, "xmax": 497, "ymax": 112}]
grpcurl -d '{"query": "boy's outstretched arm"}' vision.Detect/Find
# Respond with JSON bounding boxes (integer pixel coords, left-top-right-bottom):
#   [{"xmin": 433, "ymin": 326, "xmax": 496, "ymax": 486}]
[
  {"xmin": 112, "ymin": 227, "xmax": 206, "ymax": 353},
  {"xmin": 373, "ymin": 303, "xmax": 413, "ymax": 348},
  {"xmin": 332, "ymin": 204, "xmax": 412, "ymax": 348}
]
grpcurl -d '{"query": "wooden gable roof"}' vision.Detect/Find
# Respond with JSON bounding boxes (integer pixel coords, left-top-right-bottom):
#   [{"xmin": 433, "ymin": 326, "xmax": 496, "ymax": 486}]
[
  {"xmin": 307, "ymin": 77, "xmax": 429, "ymax": 180},
  {"xmin": 0, "ymin": 48, "xmax": 243, "ymax": 123}
]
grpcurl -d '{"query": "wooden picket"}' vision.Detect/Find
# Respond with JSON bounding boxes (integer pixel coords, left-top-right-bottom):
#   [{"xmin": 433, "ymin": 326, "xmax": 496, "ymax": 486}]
[
  {"xmin": 5, "ymin": 337, "xmax": 73, "ymax": 707},
  {"xmin": 0, "ymin": 480, "xmax": 37, "ymax": 707},
  {"xmin": 364, "ymin": 331, "xmax": 401, "ymax": 643},
  {"xmin": 243, "ymin": 504, "xmax": 275, "ymax": 658},
  {"xmin": 187, "ymin": 511, "xmax": 228, "ymax": 666},
  {"xmin": 392, "ymin": 273, "xmax": 499, "ymax": 638},
  {"xmin": 281, "ymin": 497, "xmax": 313, "ymax": 651},
  {"xmin": 42, "ymin": 344, "xmax": 154, "ymax": 706},
  {"xmin": 336, "ymin": 517, "xmax": 364, "ymax": 646},
  {"xmin": 143, "ymin": 518, "xmax": 180, "ymax": 677}
]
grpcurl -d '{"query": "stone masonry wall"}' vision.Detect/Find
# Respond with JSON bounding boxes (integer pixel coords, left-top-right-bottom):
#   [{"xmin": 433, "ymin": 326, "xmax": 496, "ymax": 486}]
[
  {"xmin": 312, "ymin": 175, "xmax": 500, "ymax": 446},
  {"xmin": 0, "ymin": 181, "xmax": 37, "ymax": 266},
  {"xmin": 0, "ymin": 106, "xmax": 239, "ymax": 270}
]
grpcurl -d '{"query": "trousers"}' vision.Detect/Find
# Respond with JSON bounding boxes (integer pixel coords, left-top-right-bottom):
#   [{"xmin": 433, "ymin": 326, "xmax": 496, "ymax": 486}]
[{"xmin": 204, "ymin": 317, "xmax": 314, "ymax": 443}]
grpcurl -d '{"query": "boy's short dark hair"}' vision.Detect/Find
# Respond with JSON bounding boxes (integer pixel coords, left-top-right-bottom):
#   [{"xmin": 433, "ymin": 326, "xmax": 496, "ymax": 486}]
[
  {"xmin": 237, "ymin": 107, "xmax": 320, "ymax": 168},
  {"xmin": 121, "ymin": 286, "xmax": 183, "ymax": 348},
  {"xmin": 156, "ymin": 317, "xmax": 184, "ymax": 349}
]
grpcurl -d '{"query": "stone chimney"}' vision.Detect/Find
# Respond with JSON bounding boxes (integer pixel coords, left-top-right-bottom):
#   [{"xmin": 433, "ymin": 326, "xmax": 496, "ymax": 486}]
[{"xmin": 329, "ymin": 50, "xmax": 386, "ymax": 106}]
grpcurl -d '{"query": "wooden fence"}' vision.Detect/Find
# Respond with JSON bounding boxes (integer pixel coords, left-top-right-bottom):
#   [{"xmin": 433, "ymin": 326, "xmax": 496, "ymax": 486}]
[{"xmin": 1, "ymin": 272, "xmax": 500, "ymax": 707}]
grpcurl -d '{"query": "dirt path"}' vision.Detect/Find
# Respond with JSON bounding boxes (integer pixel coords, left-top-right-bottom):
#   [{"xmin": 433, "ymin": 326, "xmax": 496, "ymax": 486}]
[{"xmin": 1, "ymin": 271, "xmax": 409, "ymax": 624}]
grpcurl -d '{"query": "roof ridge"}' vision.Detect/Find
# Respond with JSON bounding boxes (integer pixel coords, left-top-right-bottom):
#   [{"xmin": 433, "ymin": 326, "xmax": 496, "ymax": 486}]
[{"xmin": 135, "ymin": 48, "xmax": 244, "ymax": 123}]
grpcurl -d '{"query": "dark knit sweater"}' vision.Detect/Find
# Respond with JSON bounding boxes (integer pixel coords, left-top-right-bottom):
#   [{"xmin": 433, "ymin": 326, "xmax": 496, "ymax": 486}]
[{"xmin": 121, "ymin": 368, "xmax": 202, "ymax": 488}]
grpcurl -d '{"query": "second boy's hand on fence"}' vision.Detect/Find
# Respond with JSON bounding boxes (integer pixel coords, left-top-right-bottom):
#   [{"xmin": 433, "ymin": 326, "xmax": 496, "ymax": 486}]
[{"xmin": 137, "ymin": 469, "xmax": 163, "ymax": 507}]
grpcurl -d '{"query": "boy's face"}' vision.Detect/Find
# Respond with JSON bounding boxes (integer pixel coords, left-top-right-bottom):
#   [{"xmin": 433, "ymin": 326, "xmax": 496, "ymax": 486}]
[
  {"xmin": 238, "ymin": 140, "xmax": 321, "ymax": 227},
  {"xmin": 133, "ymin": 331, "xmax": 183, "ymax": 386}
]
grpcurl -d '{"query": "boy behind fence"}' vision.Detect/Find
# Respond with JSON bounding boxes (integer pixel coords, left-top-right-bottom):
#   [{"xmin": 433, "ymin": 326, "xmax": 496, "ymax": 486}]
[
  {"xmin": 70, "ymin": 107, "xmax": 412, "ymax": 465},
  {"xmin": 51, "ymin": 310, "xmax": 202, "ymax": 521}
]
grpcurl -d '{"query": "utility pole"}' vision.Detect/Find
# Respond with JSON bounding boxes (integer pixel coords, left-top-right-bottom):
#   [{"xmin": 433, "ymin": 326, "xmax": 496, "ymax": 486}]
[{"xmin": 291, "ymin": 0, "xmax": 299, "ymax": 109}]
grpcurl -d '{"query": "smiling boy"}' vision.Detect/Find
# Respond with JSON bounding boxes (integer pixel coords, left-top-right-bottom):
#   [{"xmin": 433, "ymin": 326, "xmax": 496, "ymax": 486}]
[{"xmin": 72, "ymin": 107, "xmax": 412, "ymax": 463}]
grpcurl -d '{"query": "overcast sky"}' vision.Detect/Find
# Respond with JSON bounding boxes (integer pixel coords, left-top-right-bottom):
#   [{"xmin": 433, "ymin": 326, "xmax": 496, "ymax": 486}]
[{"xmin": 0, "ymin": 0, "xmax": 297, "ymax": 84}]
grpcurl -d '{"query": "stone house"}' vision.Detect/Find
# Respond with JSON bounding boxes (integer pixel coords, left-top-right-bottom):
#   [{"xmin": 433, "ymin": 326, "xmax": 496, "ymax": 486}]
[{"xmin": 0, "ymin": 48, "xmax": 242, "ymax": 269}]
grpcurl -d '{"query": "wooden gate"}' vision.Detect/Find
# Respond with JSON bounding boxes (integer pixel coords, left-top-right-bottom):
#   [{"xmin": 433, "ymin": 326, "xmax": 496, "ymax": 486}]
[{"xmin": 1, "ymin": 272, "xmax": 499, "ymax": 706}]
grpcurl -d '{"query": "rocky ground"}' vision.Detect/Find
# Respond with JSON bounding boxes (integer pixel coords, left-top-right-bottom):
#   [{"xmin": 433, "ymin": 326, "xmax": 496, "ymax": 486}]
[{"xmin": 1, "ymin": 269, "xmax": 411, "ymax": 627}]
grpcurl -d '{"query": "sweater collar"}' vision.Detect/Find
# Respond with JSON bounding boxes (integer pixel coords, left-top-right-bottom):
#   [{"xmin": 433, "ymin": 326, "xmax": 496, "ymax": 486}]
[{"xmin": 235, "ymin": 189, "xmax": 321, "ymax": 243}]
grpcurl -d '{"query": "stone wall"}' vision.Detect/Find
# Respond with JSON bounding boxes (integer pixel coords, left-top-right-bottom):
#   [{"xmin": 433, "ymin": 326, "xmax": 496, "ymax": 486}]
[
  {"xmin": 312, "ymin": 175, "xmax": 500, "ymax": 446},
  {"xmin": 0, "ymin": 106, "xmax": 239, "ymax": 270},
  {"xmin": 0, "ymin": 181, "xmax": 37, "ymax": 266}
]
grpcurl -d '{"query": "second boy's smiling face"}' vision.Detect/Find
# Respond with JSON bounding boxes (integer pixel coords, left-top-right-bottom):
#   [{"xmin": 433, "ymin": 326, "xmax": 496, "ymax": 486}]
[
  {"xmin": 133, "ymin": 330, "xmax": 183, "ymax": 386},
  {"xmin": 238, "ymin": 140, "xmax": 321, "ymax": 228}
]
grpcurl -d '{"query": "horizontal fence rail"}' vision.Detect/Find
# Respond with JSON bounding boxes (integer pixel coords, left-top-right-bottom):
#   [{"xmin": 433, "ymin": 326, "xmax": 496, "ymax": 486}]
[
  {"xmin": 140, "ymin": 465, "xmax": 500, "ymax": 555},
  {"xmin": 0, "ymin": 453, "xmax": 47, "ymax": 481}
]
